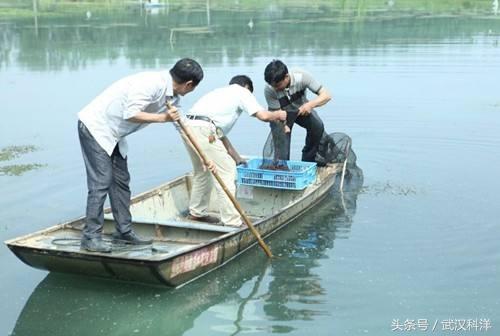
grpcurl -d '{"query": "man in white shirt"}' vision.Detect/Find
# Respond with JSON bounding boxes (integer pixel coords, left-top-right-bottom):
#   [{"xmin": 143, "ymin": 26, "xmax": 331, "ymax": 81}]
[
  {"xmin": 78, "ymin": 58, "xmax": 203, "ymax": 252},
  {"xmin": 183, "ymin": 75, "xmax": 286, "ymax": 227}
]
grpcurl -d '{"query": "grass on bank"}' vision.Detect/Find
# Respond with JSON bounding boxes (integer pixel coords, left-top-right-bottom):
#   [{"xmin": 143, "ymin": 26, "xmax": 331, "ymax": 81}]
[{"xmin": 0, "ymin": 0, "xmax": 497, "ymax": 19}]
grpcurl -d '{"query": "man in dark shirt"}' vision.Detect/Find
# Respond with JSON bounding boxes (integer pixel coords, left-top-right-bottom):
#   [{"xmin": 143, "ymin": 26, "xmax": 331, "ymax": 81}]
[{"xmin": 264, "ymin": 59, "xmax": 332, "ymax": 162}]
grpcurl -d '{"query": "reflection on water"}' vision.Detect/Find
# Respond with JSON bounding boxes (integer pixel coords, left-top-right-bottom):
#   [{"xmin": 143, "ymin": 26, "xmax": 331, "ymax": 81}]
[
  {"xmin": 11, "ymin": 183, "xmax": 362, "ymax": 336},
  {"xmin": 1, "ymin": 2, "xmax": 500, "ymax": 71}
]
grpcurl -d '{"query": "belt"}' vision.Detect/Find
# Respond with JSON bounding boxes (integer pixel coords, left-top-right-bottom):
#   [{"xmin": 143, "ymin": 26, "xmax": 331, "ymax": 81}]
[
  {"xmin": 185, "ymin": 115, "xmax": 225, "ymax": 138},
  {"xmin": 186, "ymin": 115, "xmax": 212, "ymax": 123}
]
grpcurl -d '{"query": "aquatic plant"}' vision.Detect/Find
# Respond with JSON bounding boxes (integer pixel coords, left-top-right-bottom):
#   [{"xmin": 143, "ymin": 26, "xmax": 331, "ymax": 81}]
[
  {"xmin": 0, "ymin": 163, "xmax": 46, "ymax": 176},
  {"xmin": 0, "ymin": 145, "xmax": 38, "ymax": 162},
  {"xmin": 0, "ymin": 145, "xmax": 45, "ymax": 176}
]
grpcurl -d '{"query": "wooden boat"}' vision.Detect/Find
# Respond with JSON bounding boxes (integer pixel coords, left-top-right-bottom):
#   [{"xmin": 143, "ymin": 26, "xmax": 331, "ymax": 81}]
[
  {"xmin": 5, "ymin": 163, "xmax": 343, "ymax": 287},
  {"xmin": 12, "ymin": 196, "xmax": 352, "ymax": 336}
]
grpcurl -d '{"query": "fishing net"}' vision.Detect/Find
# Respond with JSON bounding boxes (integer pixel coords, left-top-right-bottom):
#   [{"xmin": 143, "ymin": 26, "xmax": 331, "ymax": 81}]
[
  {"xmin": 315, "ymin": 132, "xmax": 356, "ymax": 166},
  {"xmin": 259, "ymin": 111, "xmax": 299, "ymax": 170},
  {"xmin": 260, "ymin": 121, "xmax": 290, "ymax": 170},
  {"xmin": 260, "ymin": 112, "xmax": 362, "ymax": 180}
]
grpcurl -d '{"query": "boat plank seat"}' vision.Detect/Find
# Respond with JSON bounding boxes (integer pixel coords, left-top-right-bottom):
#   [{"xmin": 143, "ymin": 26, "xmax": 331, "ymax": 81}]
[{"xmin": 103, "ymin": 214, "xmax": 238, "ymax": 233}]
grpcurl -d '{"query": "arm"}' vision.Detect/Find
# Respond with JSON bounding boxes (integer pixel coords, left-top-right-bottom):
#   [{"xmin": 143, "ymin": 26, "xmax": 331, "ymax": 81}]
[
  {"xmin": 298, "ymin": 87, "xmax": 331, "ymax": 116},
  {"xmin": 124, "ymin": 74, "xmax": 180, "ymax": 123},
  {"xmin": 241, "ymin": 86, "xmax": 287, "ymax": 127},
  {"xmin": 221, "ymin": 136, "xmax": 245, "ymax": 165},
  {"xmin": 254, "ymin": 110, "xmax": 290, "ymax": 133},
  {"xmin": 254, "ymin": 110, "xmax": 287, "ymax": 122},
  {"xmin": 127, "ymin": 105, "xmax": 180, "ymax": 123}
]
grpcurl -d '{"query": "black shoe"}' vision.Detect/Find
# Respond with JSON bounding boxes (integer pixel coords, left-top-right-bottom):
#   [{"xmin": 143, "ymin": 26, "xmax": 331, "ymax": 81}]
[
  {"xmin": 81, "ymin": 237, "xmax": 112, "ymax": 253},
  {"xmin": 187, "ymin": 214, "xmax": 220, "ymax": 224},
  {"xmin": 112, "ymin": 231, "xmax": 152, "ymax": 245}
]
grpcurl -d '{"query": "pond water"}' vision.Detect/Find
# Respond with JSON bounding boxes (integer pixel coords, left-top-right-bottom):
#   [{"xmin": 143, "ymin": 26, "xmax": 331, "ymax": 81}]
[{"xmin": 1, "ymin": 2, "xmax": 499, "ymax": 335}]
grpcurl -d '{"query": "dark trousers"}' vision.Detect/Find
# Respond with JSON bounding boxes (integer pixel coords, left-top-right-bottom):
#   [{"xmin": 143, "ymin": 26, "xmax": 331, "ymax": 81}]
[
  {"xmin": 270, "ymin": 110, "xmax": 325, "ymax": 162},
  {"xmin": 78, "ymin": 121, "xmax": 132, "ymax": 239}
]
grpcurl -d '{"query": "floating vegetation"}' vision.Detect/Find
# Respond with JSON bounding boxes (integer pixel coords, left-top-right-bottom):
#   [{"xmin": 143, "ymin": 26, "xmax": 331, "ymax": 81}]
[
  {"xmin": 0, "ymin": 163, "xmax": 46, "ymax": 176},
  {"xmin": 361, "ymin": 181, "xmax": 418, "ymax": 196},
  {"xmin": 0, "ymin": 145, "xmax": 45, "ymax": 176},
  {"xmin": 0, "ymin": 145, "xmax": 38, "ymax": 162}
]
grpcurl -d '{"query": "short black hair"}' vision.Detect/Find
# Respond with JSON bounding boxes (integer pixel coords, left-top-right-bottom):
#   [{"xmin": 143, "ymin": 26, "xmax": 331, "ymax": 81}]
[
  {"xmin": 229, "ymin": 75, "xmax": 253, "ymax": 93},
  {"xmin": 170, "ymin": 58, "xmax": 204, "ymax": 85},
  {"xmin": 264, "ymin": 59, "xmax": 288, "ymax": 85}
]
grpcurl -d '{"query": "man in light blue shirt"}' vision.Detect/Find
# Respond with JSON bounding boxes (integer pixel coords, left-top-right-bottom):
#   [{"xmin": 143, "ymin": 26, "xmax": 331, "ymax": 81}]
[{"xmin": 78, "ymin": 58, "xmax": 203, "ymax": 252}]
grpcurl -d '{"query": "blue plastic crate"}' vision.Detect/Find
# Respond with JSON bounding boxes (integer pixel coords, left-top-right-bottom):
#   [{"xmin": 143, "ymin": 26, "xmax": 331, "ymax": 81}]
[{"xmin": 237, "ymin": 158, "xmax": 317, "ymax": 190}]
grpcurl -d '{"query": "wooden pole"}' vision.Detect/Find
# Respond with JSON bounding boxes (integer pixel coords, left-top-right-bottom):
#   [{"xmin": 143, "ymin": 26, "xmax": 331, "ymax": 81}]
[{"xmin": 169, "ymin": 104, "xmax": 273, "ymax": 258}]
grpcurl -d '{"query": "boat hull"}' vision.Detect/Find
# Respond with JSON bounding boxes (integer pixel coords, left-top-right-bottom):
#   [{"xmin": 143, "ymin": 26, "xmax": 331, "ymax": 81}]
[{"xmin": 6, "ymin": 165, "xmax": 341, "ymax": 287}]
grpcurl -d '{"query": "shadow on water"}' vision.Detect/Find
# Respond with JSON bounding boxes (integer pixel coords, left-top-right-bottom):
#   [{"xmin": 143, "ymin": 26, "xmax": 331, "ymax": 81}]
[{"xmin": 10, "ymin": 177, "xmax": 363, "ymax": 336}]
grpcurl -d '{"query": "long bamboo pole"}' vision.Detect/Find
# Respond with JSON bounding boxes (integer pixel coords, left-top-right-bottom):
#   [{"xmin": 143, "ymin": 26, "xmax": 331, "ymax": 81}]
[{"xmin": 168, "ymin": 103, "xmax": 273, "ymax": 258}]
